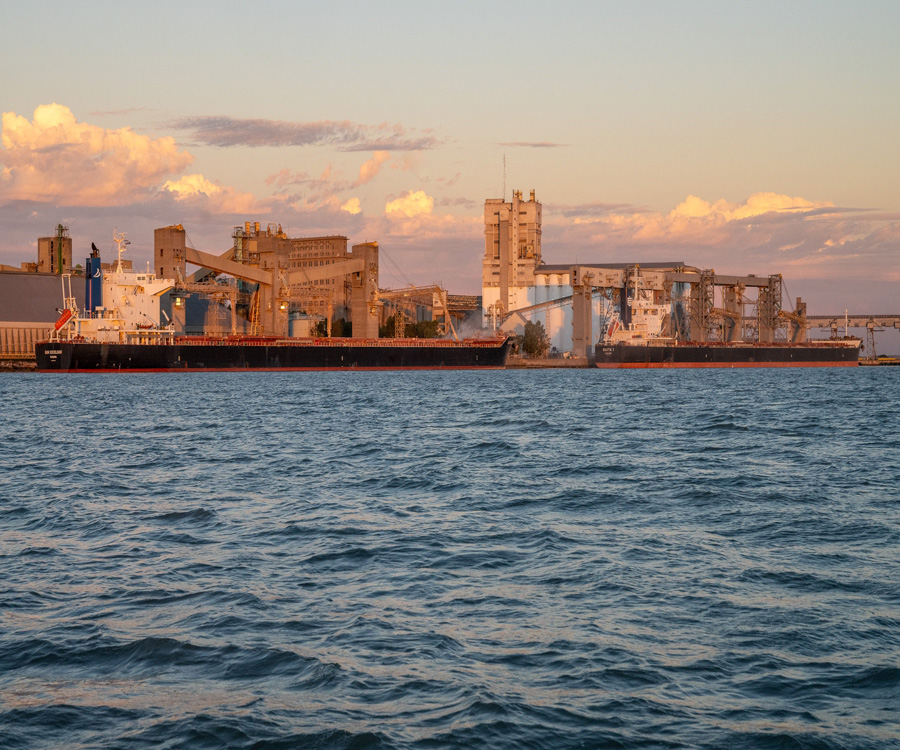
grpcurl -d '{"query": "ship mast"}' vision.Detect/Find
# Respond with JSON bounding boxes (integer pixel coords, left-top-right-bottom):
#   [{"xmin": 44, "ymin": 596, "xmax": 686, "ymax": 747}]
[{"xmin": 112, "ymin": 228, "xmax": 130, "ymax": 275}]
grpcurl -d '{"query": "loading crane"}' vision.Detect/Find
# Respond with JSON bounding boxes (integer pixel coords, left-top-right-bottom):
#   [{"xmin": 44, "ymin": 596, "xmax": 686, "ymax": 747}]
[
  {"xmin": 155, "ymin": 226, "xmax": 380, "ymax": 338},
  {"xmin": 377, "ymin": 284, "xmax": 459, "ymax": 340}
]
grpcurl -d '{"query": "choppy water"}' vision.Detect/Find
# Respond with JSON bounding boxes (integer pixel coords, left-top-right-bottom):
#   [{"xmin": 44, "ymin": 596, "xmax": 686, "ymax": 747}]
[{"xmin": 1, "ymin": 369, "xmax": 899, "ymax": 749}]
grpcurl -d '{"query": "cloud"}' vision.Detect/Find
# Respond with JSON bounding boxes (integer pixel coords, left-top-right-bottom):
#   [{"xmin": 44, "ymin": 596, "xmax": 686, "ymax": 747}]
[
  {"xmin": 0, "ymin": 103, "xmax": 194, "ymax": 206},
  {"xmin": 439, "ymin": 196, "xmax": 477, "ymax": 209},
  {"xmin": 89, "ymin": 107, "xmax": 149, "ymax": 117},
  {"xmin": 170, "ymin": 116, "xmax": 441, "ymax": 151},
  {"xmin": 162, "ymin": 173, "xmax": 259, "ymax": 214},
  {"xmin": 341, "ymin": 197, "xmax": 361, "ymax": 215},
  {"xmin": 544, "ymin": 192, "xmax": 900, "ymax": 284},
  {"xmin": 385, "ymin": 190, "xmax": 434, "ymax": 219},
  {"xmin": 497, "ymin": 141, "xmax": 568, "ymax": 148},
  {"xmin": 391, "ymin": 155, "xmax": 418, "ymax": 173},
  {"xmin": 358, "ymin": 151, "xmax": 391, "ymax": 183},
  {"xmin": 163, "ymin": 173, "xmax": 220, "ymax": 198},
  {"xmin": 668, "ymin": 192, "xmax": 828, "ymax": 223},
  {"xmin": 562, "ymin": 192, "xmax": 834, "ymax": 240},
  {"xmin": 549, "ymin": 201, "xmax": 647, "ymax": 218},
  {"xmin": 263, "ymin": 151, "xmax": 410, "ymax": 213}
]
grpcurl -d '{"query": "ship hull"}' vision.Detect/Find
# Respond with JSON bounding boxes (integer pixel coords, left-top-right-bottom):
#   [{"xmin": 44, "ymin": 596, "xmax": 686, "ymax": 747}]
[
  {"xmin": 594, "ymin": 342, "xmax": 860, "ymax": 369},
  {"xmin": 36, "ymin": 337, "xmax": 512, "ymax": 372}
]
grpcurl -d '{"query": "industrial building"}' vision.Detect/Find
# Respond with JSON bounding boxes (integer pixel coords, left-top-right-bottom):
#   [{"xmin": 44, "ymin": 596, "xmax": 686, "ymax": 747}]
[
  {"xmin": 4, "ymin": 205, "xmax": 896, "ymax": 363},
  {"xmin": 482, "ymin": 190, "xmax": 543, "ymax": 315},
  {"xmin": 0, "ymin": 271, "xmax": 83, "ymax": 358},
  {"xmin": 1, "ymin": 221, "xmax": 468, "ymax": 360},
  {"xmin": 154, "ymin": 222, "xmax": 381, "ymax": 339},
  {"xmin": 481, "ymin": 190, "xmax": 862, "ymax": 356}
]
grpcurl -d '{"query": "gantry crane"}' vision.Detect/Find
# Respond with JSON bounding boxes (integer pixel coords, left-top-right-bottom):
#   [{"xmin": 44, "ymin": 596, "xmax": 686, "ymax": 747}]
[{"xmin": 376, "ymin": 284, "xmax": 459, "ymax": 340}]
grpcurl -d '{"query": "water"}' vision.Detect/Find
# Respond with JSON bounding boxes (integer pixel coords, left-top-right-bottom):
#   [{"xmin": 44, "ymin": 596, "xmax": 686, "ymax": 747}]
[{"xmin": 1, "ymin": 369, "xmax": 899, "ymax": 749}]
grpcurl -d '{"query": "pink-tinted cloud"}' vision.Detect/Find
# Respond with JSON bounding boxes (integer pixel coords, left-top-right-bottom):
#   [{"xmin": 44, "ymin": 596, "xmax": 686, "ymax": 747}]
[
  {"xmin": 438, "ymin": 196, "xmax": 477, "ymax": 209},
  {"xmin": 385, "ymin": 190, "xmax": 434, "ymax": 219},
  {"xmin": 391, "ymin": 154, "xmax": 419, "ymax": 173},
  {"xmin": 497, "ymin": 141, "xmax": 568, "ymax": 148},
  {"xmin": 162, "ymin": 174, "xmax": 259, "ymax": 214},
  {"xmin": 358, "ymin": 151, "xmax": 391, "ymax": 183},
  {"xmin": 264, "ymin": 151, "xmax": 399, "ymax": 214},
  {"xmin": 170, "ymin": 116, "xmax": 441, "ymax": 151},
  {"xmin": 548, "ymin": 200, "xmax": 648, "ymax": 218},
  {"xmin": 435, "ymin": 171, "xmax": 462, "ymax": 188},
  {"xmin": 545, "ymin": 192, "xmax": 898, "ymax": 282},
  {"xmin": 0, "ymin": 104, "xmax": 194, "ymax": 206},
  {"xmin": 89, "ymin": 107, "xmax": 150, "ymax": 117}
]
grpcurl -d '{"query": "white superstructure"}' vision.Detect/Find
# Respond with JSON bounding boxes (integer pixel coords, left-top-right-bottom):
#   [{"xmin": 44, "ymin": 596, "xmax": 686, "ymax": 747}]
[
  {"xmin": 54, "ymin": 230, "xmax": 176, "ymax": 344},
  {"xmin": 603, "ymin": 275, "xmax": 672, "ymax": 345}
]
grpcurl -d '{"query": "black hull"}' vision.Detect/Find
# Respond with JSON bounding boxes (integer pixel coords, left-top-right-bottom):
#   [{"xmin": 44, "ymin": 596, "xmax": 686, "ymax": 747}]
[
  {"xmin": 594, "ymin": 342, "xmax": 860, "ymax": 368},
  {"xmin": 36, "ymin": 337, "xmax": 512, "ymax": 372}
]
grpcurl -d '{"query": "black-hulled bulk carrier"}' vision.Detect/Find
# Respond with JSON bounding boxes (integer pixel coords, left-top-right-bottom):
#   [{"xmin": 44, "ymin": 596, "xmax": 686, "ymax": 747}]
[
  {"xmin": 37, "ymin": 336, "xmax": 511, "ymax": 372},
  {"xmin": 36, "ymin": 232, "xmax": 510, "ymax": 373},
  {"xmin": 594, "ymin": 283, "xmax": 860, "ymax": 369},
  {"xmin": 594, "ymin": 340, "xmax": 860, "ymax": 368}
]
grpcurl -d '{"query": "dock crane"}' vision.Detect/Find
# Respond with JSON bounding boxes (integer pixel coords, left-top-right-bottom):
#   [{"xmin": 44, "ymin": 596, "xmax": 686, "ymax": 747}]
[{"xmin": 377, "ymin": 284, "xmax": 459, "ymax": 340}]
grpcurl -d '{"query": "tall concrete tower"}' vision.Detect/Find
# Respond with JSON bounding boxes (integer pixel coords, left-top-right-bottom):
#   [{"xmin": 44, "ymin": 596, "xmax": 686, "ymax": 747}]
[
  {"xmin": 37, "ymin": 225, "xmax": 73, "ymax": 274},
  {"xmin": 350, "ymin": 242, "xmax": 381, "ymax": 338},
  {"xmin": 482, "ymin": 190, "xmax": 542, "ymax": 320},
  {"xmin": 154, "ymin": 224, "xmax": 186, "ymax": 281}
]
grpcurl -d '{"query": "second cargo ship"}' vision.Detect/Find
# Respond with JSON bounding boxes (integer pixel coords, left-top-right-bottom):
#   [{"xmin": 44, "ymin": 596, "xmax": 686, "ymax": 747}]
[{"xmin": 594, "ymin": 286, "xmax": 860, "ymax": 368}]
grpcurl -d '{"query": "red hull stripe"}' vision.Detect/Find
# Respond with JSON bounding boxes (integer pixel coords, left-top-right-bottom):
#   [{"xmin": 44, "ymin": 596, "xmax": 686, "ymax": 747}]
[
  {"xmin": 595, "ymin": 361, "xmax": 858, "ymax": 369},
  {"xmin": 39, "ymin": 366, "xmax": 508, "ymax": 373}
]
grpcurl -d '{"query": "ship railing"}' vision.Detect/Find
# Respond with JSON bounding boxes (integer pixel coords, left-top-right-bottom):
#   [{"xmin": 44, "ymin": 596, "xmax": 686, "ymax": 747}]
[
  {"xmin": 667, "ymin": 340, "xmax": 861, "ymax": 347},
  {"xmin": 123, "ymin": 329, "xmax": 176, "ymax": 345},
  {"xmin": 172, "ymin": 336, "xmax": 507, "ymax": 348}
]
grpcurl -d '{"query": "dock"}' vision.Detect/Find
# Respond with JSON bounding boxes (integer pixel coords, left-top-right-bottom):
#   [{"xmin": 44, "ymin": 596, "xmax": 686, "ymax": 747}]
[{"xmin": 506, "ymin": 356, "xmax": 590, "ymax": 369}]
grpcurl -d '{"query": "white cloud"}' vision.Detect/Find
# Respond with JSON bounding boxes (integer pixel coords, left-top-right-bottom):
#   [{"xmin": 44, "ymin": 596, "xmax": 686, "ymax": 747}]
[
  {"xmin": 163, "ymin": 173, "xmax": 258, "ymax": 214},
  {"xmin": 385, "ymin": 190, "xmax": 434, "ymax": 219},
  {"xmin": 545, "ymin": 192, "xmax": 900, "ymax": 285},
  {"xmin": 565, "ymin": 192, "xmax": 835, "ymax": 247},
  {"xmin": 163, "ymin": 173, "xmax": 220, "ymax": 198},
  {"xmin": 341, "ymin": 197, "xmax": 361, "ymax": 214},
  {"xmin": 0, "ymin": 103, "xmax": 193, "ymax": 206},
  {"xmin": 667, "ymin": 192, "xmax": 828, "ymax": 223}
]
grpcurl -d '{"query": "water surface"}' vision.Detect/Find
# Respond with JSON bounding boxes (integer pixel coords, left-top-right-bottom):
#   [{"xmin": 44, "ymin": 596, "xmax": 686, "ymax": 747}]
[{"xmin": 1, "ymin": 369, "xmax": 899, "ymax": 748}]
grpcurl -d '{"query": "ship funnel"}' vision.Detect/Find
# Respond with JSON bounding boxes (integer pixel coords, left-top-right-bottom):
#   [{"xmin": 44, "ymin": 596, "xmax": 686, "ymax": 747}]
[{"xmin": 85, "ymin": 251, "xmax": 102, "ymax": 312}]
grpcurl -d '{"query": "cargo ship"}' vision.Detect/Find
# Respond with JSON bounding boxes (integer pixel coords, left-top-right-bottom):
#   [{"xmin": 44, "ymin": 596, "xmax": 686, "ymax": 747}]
[
  {"xmin": 594, "ymin": 287, "xmax": 860, "ymax": 369},
  {"xmin": 594, "ymin": 340, "xmax": 860, "ymax": 368},
  {"xmin": 37, "ymin": 336, "xmax": 511, "ymax": 372},
  {"xmin": 36, "ymin": 232, "xmax": 511, "ymax": 372}
]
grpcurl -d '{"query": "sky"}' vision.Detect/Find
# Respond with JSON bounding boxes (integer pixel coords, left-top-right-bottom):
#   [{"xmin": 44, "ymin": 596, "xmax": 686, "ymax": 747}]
[{"xmin": 2, "ymin": 0, "xmax": 899, "ymax": 322}]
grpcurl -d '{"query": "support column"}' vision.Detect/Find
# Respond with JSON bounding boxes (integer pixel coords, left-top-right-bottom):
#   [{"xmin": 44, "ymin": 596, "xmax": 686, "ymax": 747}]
[
  {"xmin": 790, "ymin": 297, "xmax": 808, "ymax": 343},
  {"xmin": 498, "ymin": 218, "xmax": 510, "ymax": 314},
  {"xmin": 722, "ymin": 283, "xmax": 743, "ymax": 343},
  {"xmin": 350, "ymin": 242, "xmax": 380, "ymax": 338},
  {"xmin": 758, "ymin": 274, "xmax": 782, "ymax": 343},
  {"xmin": 571, "ymin": 266, "xmax": 593, "ymax": 359},
  {"xmin": 690, "ymin": 271, "xmax": 714, "ymax": 342}
]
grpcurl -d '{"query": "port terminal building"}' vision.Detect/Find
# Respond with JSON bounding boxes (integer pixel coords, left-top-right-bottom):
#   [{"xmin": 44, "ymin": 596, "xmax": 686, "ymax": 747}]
[
  {"xmin": 4, "ymin": 207, "xmax": 898, "ymax": 360},
  {"xmin": 481, "ymin": 190, "xmax": 841, "ymax": 356},
  {"xmin": 1, "ymin": 222, "xmax": 471, "ymax": 359}
]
